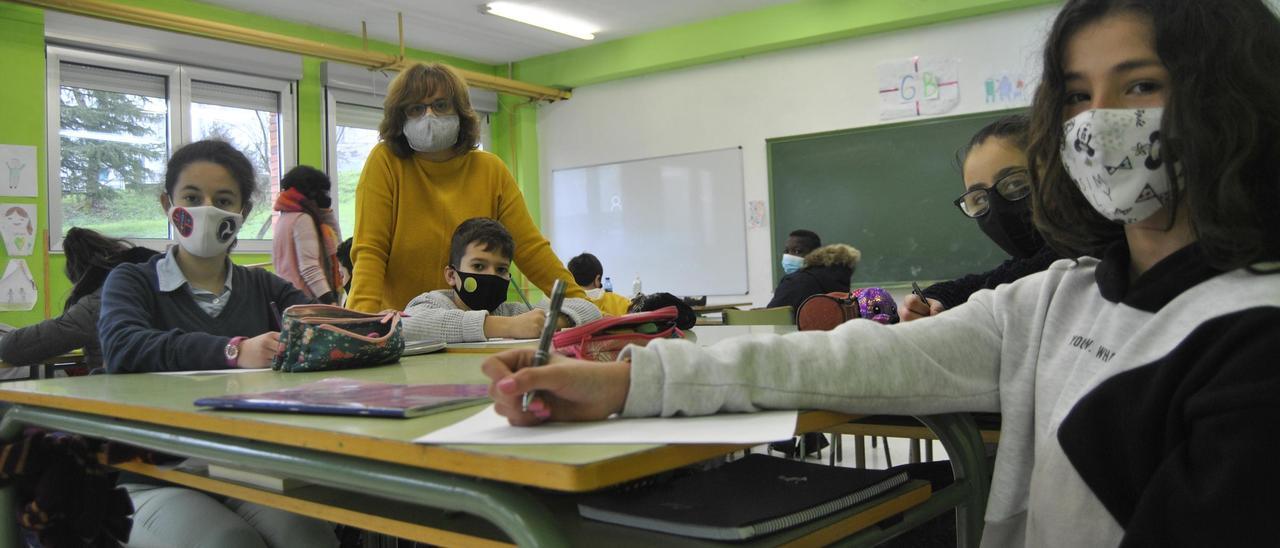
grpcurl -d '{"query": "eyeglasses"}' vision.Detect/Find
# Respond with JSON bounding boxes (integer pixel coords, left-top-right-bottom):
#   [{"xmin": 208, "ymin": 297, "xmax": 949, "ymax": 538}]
[
  {"xmin": 404, "ymin": 99, "xmax": 454, "ymax": 119},
  {"xmin": 953, "ymin": 168, "xmax": 1032, "ymax": 218}
]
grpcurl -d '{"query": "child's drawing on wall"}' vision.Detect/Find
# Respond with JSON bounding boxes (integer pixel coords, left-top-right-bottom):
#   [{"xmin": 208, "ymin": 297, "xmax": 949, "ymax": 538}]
[{"xmin": 1, "ymin": 205, "xmax": 36, "ymax": 256}]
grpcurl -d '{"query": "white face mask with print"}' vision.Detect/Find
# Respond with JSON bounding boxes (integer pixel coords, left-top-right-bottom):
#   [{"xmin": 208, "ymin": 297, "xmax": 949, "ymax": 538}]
[
  {"xmin": 404, "ymin": 114, "xmax": 460, "ymax": 153},
  {"xmin": 1060, "ymin": 107, "xmax": 1176, "ymax": 224},
  {"xmin": 169, "ymin": 205, "xmax": 243, "ymax": 258}
]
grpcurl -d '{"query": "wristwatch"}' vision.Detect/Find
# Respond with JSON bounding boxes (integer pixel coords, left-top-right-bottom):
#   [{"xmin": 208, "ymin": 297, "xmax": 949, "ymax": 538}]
[{"xmin": 225, "ymin": 336, "xmax": 247, "ymax": 367}]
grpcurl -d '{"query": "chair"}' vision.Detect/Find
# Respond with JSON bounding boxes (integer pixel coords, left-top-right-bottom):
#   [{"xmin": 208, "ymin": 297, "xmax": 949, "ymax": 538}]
[{"xmin": 722, "ymin": 306, "xmax": 794, "ymax": 326}]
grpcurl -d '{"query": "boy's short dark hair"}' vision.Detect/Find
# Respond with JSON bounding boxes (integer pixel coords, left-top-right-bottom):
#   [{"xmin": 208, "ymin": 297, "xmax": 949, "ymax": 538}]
[
  {"xmin": 450, "ymin": 218, "xmax": 515, "ymax": 267},
  {"xmin": 567, "ymin": 253, "xmax": 603, "ymax": 286},
  {"xmin": 788, "ymin": 229, "xmax": 821, "ymax": 252}
]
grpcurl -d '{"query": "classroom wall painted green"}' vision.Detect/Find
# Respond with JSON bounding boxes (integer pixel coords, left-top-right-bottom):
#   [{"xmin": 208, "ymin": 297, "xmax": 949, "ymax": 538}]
[
  {"xmin": 0, "ymin": 5, "xmax": 49, "ymax": 327},
  {"xmin": 0, "ymin": 0, "xmax": 509, "ymax": 327},
  {"xmin": 512, "ymin": 0, "xmax": 1060, "ymax": 88}
]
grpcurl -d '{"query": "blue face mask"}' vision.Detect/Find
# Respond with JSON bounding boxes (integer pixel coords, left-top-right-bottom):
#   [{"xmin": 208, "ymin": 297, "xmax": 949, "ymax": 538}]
[{"xmin": 781, "ymin": 254, "xmax": 805, "ymax": 274}]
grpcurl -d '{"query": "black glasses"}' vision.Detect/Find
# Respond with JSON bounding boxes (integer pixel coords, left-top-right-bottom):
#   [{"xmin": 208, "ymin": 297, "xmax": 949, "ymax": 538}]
[
  {"xmin": 953, "ymin": 168, "xmax": 1032, "ymax": 218},
  {"xmin": 404, "ymin": 99, "xmax": 454, "ymax": 119}
]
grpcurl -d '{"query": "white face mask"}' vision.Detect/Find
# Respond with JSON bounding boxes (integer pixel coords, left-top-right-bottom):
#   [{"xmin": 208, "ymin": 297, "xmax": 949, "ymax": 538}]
[
  {"xmin": 169, "ymin": 205, "xmax": 242, "ymax": 258},
  {"xmin": 585, "ymin": 287, "xmax": 605, "ymax": 300},
  {"xmin": 1061, "ymin": 107, "xmax": 1174, "ymax": 224},
  {"xmin": 404, "ymin": 114, "xmax": 460, "ymax": 153}
]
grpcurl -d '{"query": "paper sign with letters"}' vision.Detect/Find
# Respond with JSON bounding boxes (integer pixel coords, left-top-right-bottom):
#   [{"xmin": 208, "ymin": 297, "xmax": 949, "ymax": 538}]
[{"xmin": 878, "ymin": 57, "xmax": 961, "ymax": 120}]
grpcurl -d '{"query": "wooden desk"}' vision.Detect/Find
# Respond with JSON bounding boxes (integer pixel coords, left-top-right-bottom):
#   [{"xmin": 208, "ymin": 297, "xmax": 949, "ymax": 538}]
[{"xmin": 0, "ymin": 353, "xmax": 990, "ymax": 546}]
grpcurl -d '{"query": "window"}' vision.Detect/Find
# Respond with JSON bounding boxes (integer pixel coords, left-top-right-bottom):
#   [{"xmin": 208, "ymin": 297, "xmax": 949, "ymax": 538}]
[
  {"xmin": 47, "ymin": 47, "xmax": 295, "ymax": 251},
  {"xmin": 330, "ymin": 95, "xmax": 382, "ymax": 239}
]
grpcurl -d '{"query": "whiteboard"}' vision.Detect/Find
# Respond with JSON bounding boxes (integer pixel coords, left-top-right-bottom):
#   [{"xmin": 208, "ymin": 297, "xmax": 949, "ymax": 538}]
[{"xmin": 544, "ymin": 147, "xmax": 748, "ymax": 296}]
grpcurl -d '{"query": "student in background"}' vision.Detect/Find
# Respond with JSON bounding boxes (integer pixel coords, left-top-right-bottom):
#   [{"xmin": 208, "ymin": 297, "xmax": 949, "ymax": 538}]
[
  {"xmin": 336, "ymin": 237, "xmax": 353, "ymax": 295},
  {"xmin": 567, "ymin": 252, "xmax": 631, "ymax": 316},
  {"xmin": 273, "ymin": 165, "xmax": 342, "ymax": 304},
  {"xmin": 481, "ymin": 1, "xmax": 1280, "ymax": 544},
  {"xmin": 402, "ymin": 218, "xmax": 600, "ymax": 343},
  {"xmin": 901, "ymin": 115, "xmax": 1061, "ymax": 321},
  {"xmin": 0, "ymin": 228, "xmax": 157, "ymax": 370},
  {"xmin": 766, "ymin": 243, "xmax": 862, "ymax": 313},
  {"xmin": 779, "ymin": 229, "xmax": 821, "ymax": 276},
  {"xmin": 348, "ymin": 62, "xmax": 583, "ymax": 313},
  {"xmin": 97, "ymin": 140, "xmax": 334, "ymax": 547}
]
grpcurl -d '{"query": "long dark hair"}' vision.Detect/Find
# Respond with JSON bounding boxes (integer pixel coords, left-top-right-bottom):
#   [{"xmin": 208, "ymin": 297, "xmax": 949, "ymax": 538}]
[
  {"xmin": 280, "ymin": 165, "xmax": 339, "ymax": 293},
  {"xmin": 1028, "ymin": 0, "xmax": 1280, "ymax": 267},
  {"xmin": 63, "ymin": 228, "xmax": 158, "ymax": 310}
]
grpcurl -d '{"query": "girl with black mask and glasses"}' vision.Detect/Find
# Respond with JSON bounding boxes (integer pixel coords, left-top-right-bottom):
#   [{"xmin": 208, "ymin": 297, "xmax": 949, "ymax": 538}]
[{"xmin": 899, "ymin": 114, "xmax": 1062, "ymax": 322}]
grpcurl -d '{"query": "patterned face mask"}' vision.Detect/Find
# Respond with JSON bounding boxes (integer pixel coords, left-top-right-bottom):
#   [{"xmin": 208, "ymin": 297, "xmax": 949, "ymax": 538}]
[
  {"xmin": 1060, "ymin": 108, "xmax": 1176, "ymax": 224},
  {"xmin": 169, "ymin": 205, "xmax": 242, "ymax": 258}
]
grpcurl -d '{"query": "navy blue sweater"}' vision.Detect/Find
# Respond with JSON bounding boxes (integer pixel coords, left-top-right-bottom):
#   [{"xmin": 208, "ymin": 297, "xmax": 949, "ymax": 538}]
[{"xmin": 98, "ymin": 255, "xmax": 310, "ymax": 373}]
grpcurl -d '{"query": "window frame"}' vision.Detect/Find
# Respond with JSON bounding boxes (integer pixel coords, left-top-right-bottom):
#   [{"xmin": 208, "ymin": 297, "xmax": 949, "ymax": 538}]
[
  {"xmin": 325, "ymin": 88, "xmax": 384, "ymax": 233},
  {"xmin": 46, "ymin": 46, "xmax": 296, "ymax": 253}
]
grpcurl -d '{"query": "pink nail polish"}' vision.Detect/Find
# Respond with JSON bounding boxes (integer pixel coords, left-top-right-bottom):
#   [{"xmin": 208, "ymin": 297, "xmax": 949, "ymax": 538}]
[{"xmin": 497, "ymin": 378, "xmax": 516, "ymax": 393}]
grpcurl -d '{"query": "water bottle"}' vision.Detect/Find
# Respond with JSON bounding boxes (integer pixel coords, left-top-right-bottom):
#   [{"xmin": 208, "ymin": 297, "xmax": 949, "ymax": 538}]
[
  {"xmin": 631, "ymin": 274, "xmax": 642, "ymax": 298},
  {"xmin": 602, "ymin": 276, "xmax": 613, "ymax": 293}
]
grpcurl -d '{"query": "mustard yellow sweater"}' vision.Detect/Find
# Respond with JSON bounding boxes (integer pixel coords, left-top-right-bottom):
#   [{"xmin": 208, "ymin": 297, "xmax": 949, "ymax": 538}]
[{"xmin": 348, "ymin": 144, "xmax": 584, "ymax": 312}]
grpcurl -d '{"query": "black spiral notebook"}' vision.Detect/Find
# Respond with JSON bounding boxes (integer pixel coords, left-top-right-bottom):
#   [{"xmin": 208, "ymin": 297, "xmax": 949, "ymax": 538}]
[{"xmin": 577, "ymin": 454, "xmax": 908, "ymax": 541}]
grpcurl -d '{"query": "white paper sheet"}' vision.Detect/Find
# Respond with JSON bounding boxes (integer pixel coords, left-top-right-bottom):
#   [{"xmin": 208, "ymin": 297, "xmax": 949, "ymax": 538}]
[
  {"xmin": 0, "ymin": 204, "xmax": 36, "ymax": 256},
  {"xmin": 0, "ymin": 259, "xmax": 37, "ymax": 311},
  {"xmin": 414, "ymin": 404, "xmax": 799, "ymax": 445},
  {"xmin": 0, "ymin": 145, "xmax": 38, "ymax": 197}
]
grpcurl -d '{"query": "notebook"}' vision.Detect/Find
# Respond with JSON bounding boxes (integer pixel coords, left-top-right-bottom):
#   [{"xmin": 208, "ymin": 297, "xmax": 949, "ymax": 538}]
[
  {"xmin": 402, "ymin": 339, "xmax": 447, "ymax": 356},
  {"xmin": 577, "ymin": 454, "xmax": 908, "ymax": 541},
  {"xmin": 193, "ymin": 378, "xmax": 489, "ymax": 418}
]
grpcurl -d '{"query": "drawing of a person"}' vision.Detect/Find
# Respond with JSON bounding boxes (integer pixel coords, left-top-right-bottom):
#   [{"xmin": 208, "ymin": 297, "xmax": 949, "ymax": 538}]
[
  {"xmin": 999, "ymin": 76, "xmax": 1014, "ymax": 101},
  {"xmin": 984, "ymin": 77, "xmax": 996, "ymax": 103},
  {"xmin": 5, "ymin": 157, "xmax": 25, "ymax": 190},
  {"xmin": 3, "ymin": 207, "xmax": 34, "ymax": 254}
]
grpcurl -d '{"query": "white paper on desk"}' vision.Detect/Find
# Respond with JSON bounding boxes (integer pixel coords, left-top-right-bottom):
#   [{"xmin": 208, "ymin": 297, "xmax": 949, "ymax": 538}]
[
  {"xmin": 153, "ymin": 368, "xmax": 274, "ymax": 376},
  {"xmin": 414, "ymin": 404, "xmax": 798, "ymax": 445},
  {"xmin": 448, "ymin": 338, "xmax": 537, "ymax": 348}
]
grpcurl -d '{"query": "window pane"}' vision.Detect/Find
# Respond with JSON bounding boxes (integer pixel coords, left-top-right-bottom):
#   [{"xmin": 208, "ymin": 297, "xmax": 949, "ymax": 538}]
[
  {"xmin": 191, "ymin": 96, "xmax": 282, "ymax": 240},
  {"xmin": 58, "ymin": 68, "xmax": 169, "ymax": 240},
  {"xmin": 334, "ymin": 111, "xmax": 380, "ymax": 238}
]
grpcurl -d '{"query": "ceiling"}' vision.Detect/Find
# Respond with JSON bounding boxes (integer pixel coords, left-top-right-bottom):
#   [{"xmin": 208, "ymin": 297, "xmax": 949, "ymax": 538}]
[{"xmin": 203, "ymin": 0, "xmax": 800, "ymax": 65}]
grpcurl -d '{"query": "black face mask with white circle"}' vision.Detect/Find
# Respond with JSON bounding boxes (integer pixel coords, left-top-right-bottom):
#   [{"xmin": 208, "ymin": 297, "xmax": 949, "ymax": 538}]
[{"xmin": 451, "ymin": 268, "xmax": 510, "ymax": 312}]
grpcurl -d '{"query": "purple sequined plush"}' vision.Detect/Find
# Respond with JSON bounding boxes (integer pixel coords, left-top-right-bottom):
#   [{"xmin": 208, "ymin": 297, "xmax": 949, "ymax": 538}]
[{"xmin": 852, "ymin": 287, "xmax": 899, "ymax": 324}]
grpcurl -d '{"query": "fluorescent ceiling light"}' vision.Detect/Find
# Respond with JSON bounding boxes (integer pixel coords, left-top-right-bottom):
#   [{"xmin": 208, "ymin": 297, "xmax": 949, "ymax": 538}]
[{"xmin": 483, "ymin": 2, "xmax": 598, "ymax": 40}]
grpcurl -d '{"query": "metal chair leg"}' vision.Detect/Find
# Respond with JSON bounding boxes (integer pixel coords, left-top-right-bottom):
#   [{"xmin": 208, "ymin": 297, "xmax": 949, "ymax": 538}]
[{"xmin": 882, "ymin": 437, "xmax": 892, "ymax": 467}]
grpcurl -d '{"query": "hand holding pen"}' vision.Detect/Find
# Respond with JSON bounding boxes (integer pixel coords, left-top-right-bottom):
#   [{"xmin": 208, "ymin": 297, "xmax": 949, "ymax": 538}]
[
  {"xmin": 522, "ymin": 279, "xmax": 566, "ymax": 412},
  {"xmin": 903, "ymin": 281, "xmax": 942, "ymax": 322}
]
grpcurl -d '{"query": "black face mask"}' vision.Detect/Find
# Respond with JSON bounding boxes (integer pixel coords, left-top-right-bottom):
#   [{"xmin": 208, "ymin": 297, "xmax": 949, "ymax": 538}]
[
  {"xmin": 977, "ymin": 193, "xmax": 1044, "ymax": 259},
  {"xmin": 451, "ymin": 268, "xmax": 510, "ymax": 312}
]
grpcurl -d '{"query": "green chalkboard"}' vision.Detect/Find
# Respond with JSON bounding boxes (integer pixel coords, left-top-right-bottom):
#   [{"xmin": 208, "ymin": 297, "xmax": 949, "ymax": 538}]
[{"xmin": 767, "ymin": 109, "xmax": 1025, "ymax": 286}]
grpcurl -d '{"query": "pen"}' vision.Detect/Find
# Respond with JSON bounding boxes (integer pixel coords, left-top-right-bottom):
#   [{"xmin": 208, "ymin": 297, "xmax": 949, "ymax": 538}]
[
  {"xmin": 269, "ymin": 301, "xmax": 282, "ymax": 332},
  {"xmin": 510, "ymin": 274, "xmax": 534, "ymax": 310},
  {"xmin": 910, "ymin": 282, "xmax": 930, "ymax": 314},
  {"xmin": 522, "ymin": 279, "xmax": 566, "ymax": 413}
]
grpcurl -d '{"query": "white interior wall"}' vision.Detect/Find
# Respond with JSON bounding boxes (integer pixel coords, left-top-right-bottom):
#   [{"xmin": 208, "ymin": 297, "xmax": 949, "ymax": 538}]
[{"xmin": 538, "ymin": 5, "xmax": 1061, "ymax": 306}]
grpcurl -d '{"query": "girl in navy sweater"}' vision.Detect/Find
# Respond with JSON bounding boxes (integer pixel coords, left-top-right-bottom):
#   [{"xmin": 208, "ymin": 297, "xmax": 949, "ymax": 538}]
[{"xmin": 98, "ymin": 140, "xmax": 332, "ymax": 547}]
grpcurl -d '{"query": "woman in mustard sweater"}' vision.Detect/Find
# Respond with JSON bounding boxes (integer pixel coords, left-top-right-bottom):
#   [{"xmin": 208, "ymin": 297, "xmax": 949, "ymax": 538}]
[{"xmin": 348, "ymin": 62, "xmax": 584, "ymax": 312}]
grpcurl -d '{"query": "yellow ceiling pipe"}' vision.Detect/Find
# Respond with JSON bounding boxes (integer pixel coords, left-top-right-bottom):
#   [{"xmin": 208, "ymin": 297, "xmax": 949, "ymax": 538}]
[{"xmin": 14, "ymin": 0, "xmax": 572, "ymax": 101}]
